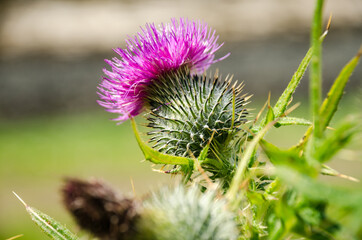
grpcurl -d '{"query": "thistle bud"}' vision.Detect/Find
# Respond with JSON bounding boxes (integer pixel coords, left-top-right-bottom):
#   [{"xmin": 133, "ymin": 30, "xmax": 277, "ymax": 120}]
[
  {"xmin": 62, "ymin": 178, "xmax": 140, "ymax": 240},
  {"xmin": 146, "ymin": 69, "xmax": 249, "ymax": 158},
  {"xmin": 139, "ymin": 184, "xmax": 238, "ymax": 240}
]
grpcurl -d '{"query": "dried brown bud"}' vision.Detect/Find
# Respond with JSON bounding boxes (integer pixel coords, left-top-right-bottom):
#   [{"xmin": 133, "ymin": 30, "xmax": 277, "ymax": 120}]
[{"xmin": 62, "ymin": 178, "xmax": 140, "ymax": 240}]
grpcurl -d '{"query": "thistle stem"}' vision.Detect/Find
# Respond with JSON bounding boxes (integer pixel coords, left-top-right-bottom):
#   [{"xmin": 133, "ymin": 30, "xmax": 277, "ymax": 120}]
[
  {"xmin": 226, "ymin": 121, "xmax": 275, "ymax": 209},
  {"xmin": 310, "ymin": 0, "xmax": 324, "ymax": 139}
]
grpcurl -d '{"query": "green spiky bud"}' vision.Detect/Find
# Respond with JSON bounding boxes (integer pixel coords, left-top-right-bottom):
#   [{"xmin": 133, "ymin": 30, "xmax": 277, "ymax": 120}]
[
  {"xmin": 138, "ymin": 185, "xmax": 238, "ymax": 240},
  {"xmin": 145, "ymin": 69, "xmax": 249, "ymax": 158}
]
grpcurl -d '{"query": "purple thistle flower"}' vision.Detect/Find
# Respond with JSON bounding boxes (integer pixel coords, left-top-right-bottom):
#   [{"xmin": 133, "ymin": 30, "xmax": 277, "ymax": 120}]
[{"xmin": 98, "ymin": 18, "xmax": 229, "ymax": 122}]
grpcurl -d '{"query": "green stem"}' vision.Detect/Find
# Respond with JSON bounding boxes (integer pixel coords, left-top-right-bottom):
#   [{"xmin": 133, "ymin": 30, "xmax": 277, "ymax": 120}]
[
  {"xmin": 226, "ymin": 121, "xmax": 275, "ymax": 208},
  {"xmin": 310, "ymin": 0, "xmax": 324, "ymax": 139}
]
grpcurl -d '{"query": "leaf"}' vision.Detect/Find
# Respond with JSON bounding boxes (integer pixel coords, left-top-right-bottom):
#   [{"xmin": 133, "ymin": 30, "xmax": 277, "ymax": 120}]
[
  {"xmin": 297, "ymin": 47, "xmax": 361, "ymax": 149},
  {"xmin": 277, "ymin": 167, "xmax": 362, "ymax": 210},
  {"xmin": 314, "ymin": 118, "xmax": 358, "ymax": 163},
  {"xmin": 130, "ymin": 118, "xmax": 194, "ymax": 167},
  {"xmin": 275, "ymin": 166, "xmax": 362, "ymax": 232},
  {"xmin": 13, "ymin": 192, "xmax": 79, "ymax": 240},
  {"xmin": 275, "ymin": 117, "xmax": 312, "ymax": 127},
  {"xmin": 263, "ymin": 105, "xmax": 275, "ymax": 126},
  {"xmin": 198, "ymin": 144, "xmax": 209, "ymax": 161},
  {"xmin": 319, "ymin": 49, "xmax": 361, "ymax": 132},
  {"xmin": 273, "ymin": 47, "xmax": 313, "ymax": 118},
  {"xmin": 260, "ymin": 139, "xmax": 314, "ymax": 175}
]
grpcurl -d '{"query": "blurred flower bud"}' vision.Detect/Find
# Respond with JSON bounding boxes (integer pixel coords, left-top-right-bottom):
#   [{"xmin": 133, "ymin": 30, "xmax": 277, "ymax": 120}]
[{"xmin": 62, "ymin": 178, "xmax": 140, "ymax": 240}]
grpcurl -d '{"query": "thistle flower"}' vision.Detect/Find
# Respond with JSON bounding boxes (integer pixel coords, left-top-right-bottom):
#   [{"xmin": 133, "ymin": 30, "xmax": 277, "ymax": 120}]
[
  {"xmin": 139, "ymin": 185, "xmax": 238, "ymax": 240},
  {"xmin": 62, "ymin": 178, "xmax": 140, "ymax": 240},
  {"xmin": 98, "ymin": 18, "xmax": 229, "ymax": 122}
]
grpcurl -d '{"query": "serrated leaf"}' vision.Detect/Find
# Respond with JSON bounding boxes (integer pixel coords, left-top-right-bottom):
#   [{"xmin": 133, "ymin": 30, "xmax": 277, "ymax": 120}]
[
  {"xmin": 260, "ymin": 139, "xmax": 313, "ymax": 175},
  {"xmin": 275, "ymin": 117, "xmax": 312, "ymax": 127},
  {"xmin": 130, "ymin": 118, "xmax": 194, "ymax": 167},
  {"xmin": 14, "ymin": 192, "xmax": 78, "ymax": 240},
  {"xmin": 298, "ymin": 48, "xmax": 361, "ymax": 148},
  {"xmin": 273, "ymin": 47, "xmax": 313, "ymax": 118},
  {"xmin": 319, "ymin": 51, "xmax": 361, "ymax": 132}
]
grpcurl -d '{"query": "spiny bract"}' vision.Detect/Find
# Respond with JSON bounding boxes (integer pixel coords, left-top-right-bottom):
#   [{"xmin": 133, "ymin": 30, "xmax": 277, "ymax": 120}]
[{"xmin": 146, "ymin": 69, "xmax": 249, "ymax": 158}]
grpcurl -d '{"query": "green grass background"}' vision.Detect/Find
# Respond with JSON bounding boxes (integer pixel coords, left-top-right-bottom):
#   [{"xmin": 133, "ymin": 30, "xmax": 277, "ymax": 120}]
[{"xmin": 1, "ymin": 96, "xmax": 361, "ymax": 239}]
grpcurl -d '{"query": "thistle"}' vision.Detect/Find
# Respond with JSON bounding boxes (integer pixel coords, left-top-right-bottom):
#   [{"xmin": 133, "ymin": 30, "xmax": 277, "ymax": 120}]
[
  {"xmin": 97, "ymin": 18, "xmax": 250, "ymax": 178},
  {"xmin": 146, "ymin": 69, "xmax": 249, "ymax": 158},
  {"xmin": 139, "ymin": 185, "xmax": 238, "ymax": 240}
]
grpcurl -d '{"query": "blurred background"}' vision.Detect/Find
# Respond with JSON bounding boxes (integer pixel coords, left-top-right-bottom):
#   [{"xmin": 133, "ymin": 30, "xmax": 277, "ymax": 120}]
[{"xmin": 0, "ymin": 0, "xmax": 361, "ymax": 239}]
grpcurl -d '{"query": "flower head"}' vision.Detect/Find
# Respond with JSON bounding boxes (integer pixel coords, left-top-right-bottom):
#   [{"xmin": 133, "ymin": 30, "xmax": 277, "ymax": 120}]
[
  {"xmin": 98, "ymin": 18, "xmax": 229, "ymax": 122},
  {"xmin": 140, "ymin": 185, "xmax": 238, "ymax": 240},
  {"xmin": 62, "ymin": 178, "xmax": 140, "ymax": 239}
]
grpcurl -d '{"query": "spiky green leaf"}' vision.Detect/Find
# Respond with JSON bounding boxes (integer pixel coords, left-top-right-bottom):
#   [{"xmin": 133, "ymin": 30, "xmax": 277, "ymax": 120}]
[
  {"xmin": 14, "ymin": 192, "xmax": 78, "ymax": 240},
  {"xmin": 275, "ymin": 117, "xmax": 312, "ymax": 127},
  {"xmin": 319, "ymin": 51, "xmax": 361, "ymax": 132},
  {"xmin": 273, "ymin": 48, "xmax": 313, "ymax": 118},
  {"xmin": 130, "ymin": 118, "xmax": 194, "ymax": 167}
]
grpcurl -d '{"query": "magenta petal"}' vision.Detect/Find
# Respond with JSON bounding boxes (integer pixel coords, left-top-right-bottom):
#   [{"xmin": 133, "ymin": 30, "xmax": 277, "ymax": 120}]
[{"xmin": 97, "ymin": 18, "xmax": 229, "ymax": 123}]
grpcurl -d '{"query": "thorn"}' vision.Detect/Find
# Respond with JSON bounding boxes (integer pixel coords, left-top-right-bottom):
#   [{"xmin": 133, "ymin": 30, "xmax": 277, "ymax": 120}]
[
  {"xmin": 284, "ymin": 102, "xmax": 300, "ymax": 115},
  {"xmin": 213, "ymin": 69, "xmax": 219, "ymax": 79},
  {"xmin": 338, "ymin": 173, "xmax": 359, "ymax": 182},
  {"xmin": 287, "ymin": 96, "xmax": 293, "ymax": 106},
  {"xmin": 152, "ymin": 168, "xmax": 167, "ymax": 173},
  {"xmin": 320, "ymin": 13, "xmax": 332, "ymax": 40},
  {"xmin": 357, "ymin": 44, "xmax": 362, "ymax": 58},
  {"xmin": 13, "ymin": 192, "xmax": 28, "ymax": 208},
  {"xmin": 130, "ymin": 177, "xmax": 136, "ymax": 197},
  {"xmin": 244, "ymin": 94, "xmax": 253, "ymax": 101},
  {"xmin": 326, "ymin": 13, "xmax": 332, "ymax": 31},
  {"xmin": 254, "ymin": 99, "xmax": 268, "ymax": 124},
  {"xmin": 208, "ymin": 131, "xmax": 216, "ymax": 145},
  {"xmin": 5, "ymin": 234, "xmax": 24, "ymax": 240},
  {"xmin": 267, "ymin": 92, "xmax": 272, "ymax": 108}
]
